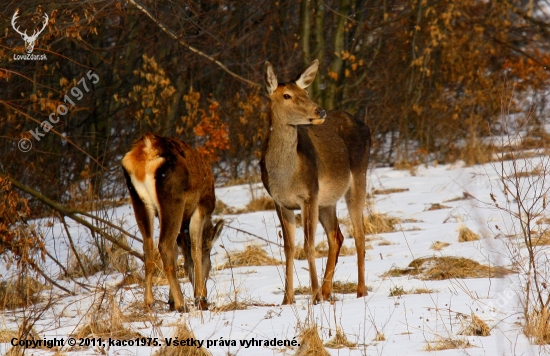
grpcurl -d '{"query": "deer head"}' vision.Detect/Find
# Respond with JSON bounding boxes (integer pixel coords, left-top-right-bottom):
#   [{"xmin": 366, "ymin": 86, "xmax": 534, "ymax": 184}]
[
  {"xmin": 264, "ymin": 59, "xmax": 327, "ymax": 126},
  {"xmin": 12, "ymin": 10, "xmax": 49, "ymax": 53}
]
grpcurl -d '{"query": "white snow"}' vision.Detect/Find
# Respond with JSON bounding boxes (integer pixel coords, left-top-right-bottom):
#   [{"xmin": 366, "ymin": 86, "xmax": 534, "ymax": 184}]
[{"xmin": 2, "ymin": 157, "xmax": 549, "ymax": 355}]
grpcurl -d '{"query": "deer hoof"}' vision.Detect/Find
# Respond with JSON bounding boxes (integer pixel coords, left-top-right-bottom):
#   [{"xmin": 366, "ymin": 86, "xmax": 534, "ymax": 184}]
[
  {"xmin": 357, "ymin": 286, "xmax": 369, "ymax": 298},
  {"xmin": 195, "ymin": 297, "xmax": 209, "ymax": 310},
  {"xmin": 282, "ymin": 296, "xmax": 295, "ymax": 305}
]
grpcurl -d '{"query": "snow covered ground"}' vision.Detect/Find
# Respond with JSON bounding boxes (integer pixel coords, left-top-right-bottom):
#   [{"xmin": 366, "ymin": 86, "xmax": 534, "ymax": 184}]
[{"xmin": 2, "ymin": 156, "xmax": 549, "ymax": 355}]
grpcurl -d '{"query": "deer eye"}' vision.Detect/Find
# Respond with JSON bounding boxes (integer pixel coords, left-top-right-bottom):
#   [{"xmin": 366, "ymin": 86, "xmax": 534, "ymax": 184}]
[{"xmin": 283, "ymin": 94, "xmax": 292, "ymax": 100}]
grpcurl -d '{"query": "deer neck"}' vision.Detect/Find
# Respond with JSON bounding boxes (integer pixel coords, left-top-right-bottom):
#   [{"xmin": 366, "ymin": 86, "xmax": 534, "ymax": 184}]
[{"xmin": 265, "ymin": 117, "xmax": 300, "ymax": 178}]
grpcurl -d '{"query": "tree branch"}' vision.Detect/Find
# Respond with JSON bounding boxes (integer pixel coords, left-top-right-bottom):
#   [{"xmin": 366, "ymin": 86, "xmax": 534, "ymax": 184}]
[{"xmin": 126, "ymin": 0, "xmax": 261, "ymax": 89}]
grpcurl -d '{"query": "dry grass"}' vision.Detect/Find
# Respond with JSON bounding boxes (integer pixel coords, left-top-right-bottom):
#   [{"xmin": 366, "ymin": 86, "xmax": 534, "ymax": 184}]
[
  {"xmin": 243, "ymin": 196, "xmax": 276, "ymax": 212},
  {"xmin": 5, "ymin": 328, "xmax": 47, "ymax": 355},
  {"xmin": 72, "ymin": 295, "xmax": 141, "ymax": 339},
  {"xmin": 0, "ymin": 329, "xmax": 18, "ymax": 343},
  {"xmin": 460, "ymin": 314, "xmax": 491, "ymax": 337},
  {"xmin": 531, "ymin": 231, "xmax": 550, "ymax": 246},
  {"xmin": 154, "ymin": 324, "xmax": 211, "ymax": 356},
  {"xmin": 213, "ymin": 199, "xmax": 236, "ymax": 215},
  {"xmin": 378, "ymin": 239, "xmax": 392, "ymax": 246},
  {"xmin": 424, "ymin": 337, "xmax": 473, "ymax": 351},
  {"xmin": 426, "ymin": 203, "xmax": 450, "ymax": 211},
  {"xmin": 374, "ymin": 332, "xmax": 386, "ymax": 341},
  {"xmin": 363, "ymin": 213, "xmax": 400, "ymax": 235},
  {"xmin": 324, "ymin": 328, "xmax": 356, "ymax": 349},
  {"xmin": 524, "ymin": 308, "xmax": 550, "ymax": 344},
  {"xmin": 373, "ymin": 188, "xmax": 409, "ymax": 195},
  {"xmin": 444, "ymin": 191, "xmax": 474, "ymax": 202},
  {"xmin": 460, "ymin": 141, "xmax": 494, "ymax": 166},
  {"xmin": 66, "ymin": 235, "xmax": 137, "ymax": 278},
  {"xmin": 0, "ymin": 276, "xmax": 44, "ymax": 310},
  {"xmin": 294, "ymin": 281, "xmax": 358, "ymax": 295},
  {"xmin": 333, "ymin": 281, "xmax": 359, "ymax": 294},
  {"xmin": 218, "ymin": 244, "xmax": 282, "ymax": 270},
  {"xmin": 389, "ymin": 286, "xmax": 437, "ymax": 297},
  {"xmin": 117, "ymin": 271, "xmax": 143, "ymax": 288},
  {"xmin": 506, "ymin": 167, "xmax": 542, "ymax": 179},
  {"xmin": 295, "ymin": 325, "xmax": 330, "ymax": 356},
  {"xmin": 430, "ymin": 241, "xmax": 450, "ymax": 251},
  {"xmin": 294, "ymin": 241, "xmax": 356, "ymax": 260},
  {"xmin": 458, "ymin": 225, "xmax": 480, "ymax": 242},
  {"xmin": 384, "ymin": 256, "xmax": 512, "ymax": 280},
  {"xmin": 341, "ymin": 213, "xmax": 399, "ymax": 237},
  {"xmin": 210, "ymin": 296, "xmax": 271, "ymax": 312}
]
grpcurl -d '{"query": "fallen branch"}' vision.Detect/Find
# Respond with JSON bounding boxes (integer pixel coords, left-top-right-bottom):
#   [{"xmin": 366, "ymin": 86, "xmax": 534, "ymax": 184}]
[{"xmin": 0, "ymin": 173, "xmax": 144, "ymax": 262}]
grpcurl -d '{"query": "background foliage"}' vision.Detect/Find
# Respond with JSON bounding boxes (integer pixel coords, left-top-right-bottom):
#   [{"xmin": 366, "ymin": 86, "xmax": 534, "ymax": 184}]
[{"xmin": 1, "ymin": 0, "xmax": 550, "ymax": 213}]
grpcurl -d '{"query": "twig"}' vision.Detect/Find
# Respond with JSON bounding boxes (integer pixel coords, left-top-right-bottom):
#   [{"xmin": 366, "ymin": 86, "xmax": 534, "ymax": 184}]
[
  {"xmin": 225, "ymin": 225, "xmax": 283, "ymax": 247},
  {"xmin": 62, "ymin": 217, "xmax": 88, "ymax": 279},
  {"xmin": 44, "ymin": 250, "xmax": 93, "ymax": 291},
  {"xmin": 27, "ymin": 260, "xmax": 73, "ymax": 295}
]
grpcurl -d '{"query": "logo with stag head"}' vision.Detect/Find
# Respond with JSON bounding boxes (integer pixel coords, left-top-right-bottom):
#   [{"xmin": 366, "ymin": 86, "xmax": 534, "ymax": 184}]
[{"xmin": 11, "ymin": 9, "xmax": 49, "ymax": 54}]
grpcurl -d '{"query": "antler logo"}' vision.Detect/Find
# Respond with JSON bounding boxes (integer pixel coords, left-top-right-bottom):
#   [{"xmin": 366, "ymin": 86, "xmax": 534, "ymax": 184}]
[{"xmin": 11, "ymin": 10, "xmax": 49, "ymax": 54}]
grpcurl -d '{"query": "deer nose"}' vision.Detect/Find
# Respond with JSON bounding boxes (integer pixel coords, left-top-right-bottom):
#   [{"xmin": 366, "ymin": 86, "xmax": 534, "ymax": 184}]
[{"xmin": 316, "ymin": 108, "xmax": 326, "ymax": 119}]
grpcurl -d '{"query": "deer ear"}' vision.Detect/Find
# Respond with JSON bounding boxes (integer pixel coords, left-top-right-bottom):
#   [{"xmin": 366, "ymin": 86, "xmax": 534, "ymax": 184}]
[
  {"xmin": 264, "ymin": 62, "xmax": 278, "ymax": 96},
  {"xmin": 294, "ymin": 59, "xmax": 319, "ymax": 89}
]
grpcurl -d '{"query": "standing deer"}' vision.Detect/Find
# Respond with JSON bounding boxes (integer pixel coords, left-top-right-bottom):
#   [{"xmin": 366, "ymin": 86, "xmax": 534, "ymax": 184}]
[
  {"xmin": 260, "ymin": 60, "xmax": 371, "ymax": 304},
  {"xmin": 122, "ymin": 133, "xmax": 223, "ymax": 311}
]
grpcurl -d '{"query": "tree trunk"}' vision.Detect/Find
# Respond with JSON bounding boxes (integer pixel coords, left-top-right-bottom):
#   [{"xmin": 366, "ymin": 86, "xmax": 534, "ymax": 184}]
[{"xmin": 325, "ymin": 0, "xmax": 351, "ymax": 110}]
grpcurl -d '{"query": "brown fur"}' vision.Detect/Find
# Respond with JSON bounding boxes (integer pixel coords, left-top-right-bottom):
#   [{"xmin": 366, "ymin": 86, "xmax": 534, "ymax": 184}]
[
  {"xmin": 122, "ymin": 133, "xmax": 223, "ymax": 311},
  {"xmin": 260, "ymin": 60, "xmax": 371, "ymax": 304}
]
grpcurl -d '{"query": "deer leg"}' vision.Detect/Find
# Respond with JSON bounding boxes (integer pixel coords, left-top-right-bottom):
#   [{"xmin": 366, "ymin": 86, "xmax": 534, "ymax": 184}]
[
  {"xmin": 319, "ymin": 205, "xmax": 343, "ymax": 301},
  {"xmin": 123, "ymin": 170, "xmax": 156, "ymax": 308},
  {"xmin": 158, "ymin": 202, "xmax": 187, "ymax": 312},
  {"xmin": 302, "ymin": 199, "xmax": 321, "ymax": 304},
  {"xmin": 167, "ymin": 236, "xmax": 182, "ymax": 311},
  {"xmin": 345, "ymin": 173, "xmax": 368, "ymax": 297},
  {"xmin": 276, "ymin": 203, "xmax": 296, "ymax": 305},
  {"xmin": 189, "ymin": 208, "xmax": 208, "ymax": 310}
]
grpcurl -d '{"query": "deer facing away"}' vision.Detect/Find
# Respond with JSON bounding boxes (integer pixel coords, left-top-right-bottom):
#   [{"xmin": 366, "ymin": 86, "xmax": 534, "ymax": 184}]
[
  {"xmin": 122, "ymin": 133, "xmax": 223, "ymax": 311},
  {"xmin": 260, "ymin": 60, "xmax": 371, "ymax": 304}
]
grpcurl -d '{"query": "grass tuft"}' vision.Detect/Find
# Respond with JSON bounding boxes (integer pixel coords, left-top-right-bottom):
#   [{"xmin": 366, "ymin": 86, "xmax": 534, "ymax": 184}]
[
  {"xmin": 389, "ymin": 286, "xmax": 437, "ymax": 296},
  {"xmin": 0, "ymin": 276, "xmax": 44, "ymax": 310},
  {"xmin": 218, "ymin": 244, "xmax": 282, "ymax": 270},
  {"xmin": 295, "ymin": 281, "xmax": 358, "ymax": 295},
  {"xmin": 373, "ymin": 188, "xmax": 409, "ymax": 195},
  {"xmin": 430, "ymin": 241, "xmax": 450, "ymax": 251},
  {"xmin": 531, "ymin": 231, "xmax": 550, "ymax": 246},
  {"xmin": 458, "ymin": 225, "xmax": 480, "ymax": 242},
  {"xmin": 0, "ymin": 329, "xmax": 18, "ymax": 343},
  {"xmin": 384, "ymin": 256, "xmax": 512, "ymax": 280},
  {"xmin": 524, "ymin": 308, "xmax": 550, "ymax": 344},
  {"xmin": 295, "ymin": 325, "xmax": 330, "ymax": 356},
  {"xmin": 424, "ymin": 337, "xmax": 473, "ymax": 351},
  {"xmin": 426, "ymin": 203, "xmax": 450, "ymax": 211},
  {"xmin": 213, "ymin": 199, "xmax": 236, "ymax": 215},
  {"xmin": 460, "ymin": 314, "xmax": 491, "ymax": 336},
  {"xmin": 324, "ymin": 328, "xmax": 356, "ymax": 349},
  {"xmin": 154, "ymin": 324, "xmax": 211, "ymax": 356},
  {"xmin": 244, "ymin": 196, "xmax": 276, "ymax": 212},
  {"xmin": 341, "ymin": 213, "xmax": 399, "ymax": 237},
  {"xmin": 294, "ymin": 241, "xmax": 356, "ymax": 260},
  {"xmin": 72, "ymin": 295, "xmax": 141, "ymax": 339},
  {"xmin": 66, "ymin": 234, "xmax": 137, "ymax": 278}
]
